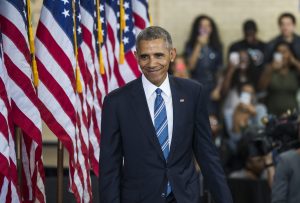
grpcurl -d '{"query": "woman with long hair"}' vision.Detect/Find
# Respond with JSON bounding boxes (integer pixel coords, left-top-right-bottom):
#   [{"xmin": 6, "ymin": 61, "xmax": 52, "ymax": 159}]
[{"xmin": 184, "ymin": 15, "xmax": 223, "ymax": 115}]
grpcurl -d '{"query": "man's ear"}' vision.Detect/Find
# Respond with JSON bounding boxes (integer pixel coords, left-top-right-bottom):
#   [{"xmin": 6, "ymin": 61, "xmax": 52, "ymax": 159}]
[{"xmin": 170, "ymin": 48, "xmax": 177, "ymax": 62}]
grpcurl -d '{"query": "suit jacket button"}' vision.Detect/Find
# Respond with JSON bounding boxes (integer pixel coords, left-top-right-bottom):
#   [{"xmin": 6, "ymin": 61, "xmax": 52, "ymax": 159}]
[{"xmin": 161, "ymin": 193, "xmax": 166, "ymax": 198}]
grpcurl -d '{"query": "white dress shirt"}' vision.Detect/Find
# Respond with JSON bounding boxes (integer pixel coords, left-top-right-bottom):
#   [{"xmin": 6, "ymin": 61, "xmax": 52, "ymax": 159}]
[{"xmin": 142, "ymin": 74, "xmax": 173, "ymax": 148}]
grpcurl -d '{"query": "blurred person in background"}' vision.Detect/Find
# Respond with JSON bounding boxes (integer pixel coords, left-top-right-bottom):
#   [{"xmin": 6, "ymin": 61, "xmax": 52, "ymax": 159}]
[
  {"xmin": 223, "ymin": 83, "xmax": 267, "ymax": 153},
  {"xmin": 259, "ymin": 41, "xmax": 300, "ymax": 116},
  {"xmin": 221, "ymin": 49, "xmax": 258, "ymax": 109},
  {"xmin": 228, "ymin": 19, "xmax": 266, "ymax": 73},
  {"xmin": 229, "ymin": 135, "xmax": 267, "ymax": 180},
  {"xmin": 265, "ymin": 12, "xmax": 300, "ymax": 63},
  {"xmin": 229, "ymin": 127, "xmax": 275, "ymax": 186},
  {"xmin": 184, "ymin": 15, "xmax": 223, "ymax": 117},
  {"xmin": 231, "ymin": 85, "xmax": 264, "ymax": 134},
  {"xmin": 221, "ymin": 50, "xmax": 267, "ymax": 155},
  {"xmin": 271, "ymin": 136, "xmax": 300, "ymax": 203},
  {"xmin": 169, "ymin": 56, "xmax": 190, "ymax": 78}
]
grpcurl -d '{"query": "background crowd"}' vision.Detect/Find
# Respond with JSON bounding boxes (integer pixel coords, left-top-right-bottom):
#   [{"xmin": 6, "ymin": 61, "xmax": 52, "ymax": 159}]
[{"xmin": 169, "ymin": 12, "xmax": 300, "ymax": 203}]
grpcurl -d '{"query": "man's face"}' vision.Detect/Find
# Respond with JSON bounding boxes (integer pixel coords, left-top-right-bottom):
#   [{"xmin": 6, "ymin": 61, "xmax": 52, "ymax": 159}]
[
  {"xmin": 135, "ymin": 38, "xmax": 176, "ymax": 86},
  {"xmin": 245, "ymin": 30, "xmax": 256, "ymax": 44},
  {"xmin": 279, "ymin": 17, "xmax": 295, "ymax": 38}
]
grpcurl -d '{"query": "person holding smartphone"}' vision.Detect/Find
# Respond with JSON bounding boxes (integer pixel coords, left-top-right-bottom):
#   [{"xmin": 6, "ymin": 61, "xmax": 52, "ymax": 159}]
[
  {"xmin": 265, "ymin": 13, "xmax": 300, "ymax": 63},
  {"xmin": 258, "ymin": 41, "xmax": 300, "ymax": 116},
  {"xmin": 184, "ymin": 15, "xmax": 223, "ymax": 117},
  {"xmin": 221, "ymin": 49, "xmax": 258, "ymax": 100}
]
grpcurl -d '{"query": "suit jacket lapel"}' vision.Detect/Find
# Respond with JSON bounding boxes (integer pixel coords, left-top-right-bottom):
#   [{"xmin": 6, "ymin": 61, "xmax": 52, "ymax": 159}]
[
  {"xmin": 130, "ymin": 77, "xmax": 165, "ymax": 161},
  {"xmin": 168, "ymin": 76, "xmax": 184, "ymax": 163}
]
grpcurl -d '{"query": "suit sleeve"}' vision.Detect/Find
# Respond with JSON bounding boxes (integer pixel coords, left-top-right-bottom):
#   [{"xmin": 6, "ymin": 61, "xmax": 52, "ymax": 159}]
[
  {"xmin": 99, "ymin": 95, "xmax": 122, "ymax": 203},
  {"xmin": 192, "ymin": 86, "xmax": 233, "ymax": 203},
  {"xmin": 271, "ymin": 156, "xmax": 289, "ymax": 203}
]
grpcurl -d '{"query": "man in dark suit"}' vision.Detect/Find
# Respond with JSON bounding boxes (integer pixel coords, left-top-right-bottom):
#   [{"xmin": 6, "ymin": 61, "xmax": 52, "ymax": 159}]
[{"xmin": 99, "ymin": 26, "xmax": 233, "ymax": 203}]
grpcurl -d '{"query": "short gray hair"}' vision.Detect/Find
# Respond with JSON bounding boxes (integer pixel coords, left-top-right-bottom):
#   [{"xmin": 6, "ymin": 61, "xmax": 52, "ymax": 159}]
[{"xmin": 135, "ymin": 26, "xmax": 173, "ymax": 51}]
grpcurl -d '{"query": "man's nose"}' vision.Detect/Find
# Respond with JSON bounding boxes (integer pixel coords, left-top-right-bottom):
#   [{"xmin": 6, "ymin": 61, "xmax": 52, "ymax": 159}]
[{"xmin": 148, "ymin": 56, "xmax": 157, "ymax": 67}]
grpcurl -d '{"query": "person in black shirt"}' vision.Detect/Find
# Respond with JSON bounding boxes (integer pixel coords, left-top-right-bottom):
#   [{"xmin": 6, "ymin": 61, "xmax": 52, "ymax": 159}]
[
  {"xmin": 228, "ymin": 20, "xmax": 266, "ymax": 76},
  {"xmin": 265, "ymin": 12, "xmax": 300, "ymax": 63}
]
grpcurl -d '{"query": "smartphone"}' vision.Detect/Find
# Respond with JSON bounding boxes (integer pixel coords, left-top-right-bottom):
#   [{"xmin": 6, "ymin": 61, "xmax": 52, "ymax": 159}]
[
  {"xmin": 229, "ymin": 52, "xmax": 240, "ymax": 66},
  {"xmin": 240, "ymin": 92, "xmax": 251, "ymax": 105},
  {"xmin": 273, "ymin": 52, "xmax": 283, "ymax": 63}
]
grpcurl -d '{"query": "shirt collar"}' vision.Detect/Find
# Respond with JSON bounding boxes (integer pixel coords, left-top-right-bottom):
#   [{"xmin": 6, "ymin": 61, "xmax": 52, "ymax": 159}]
[{"xmin": 142, "ymin": 74, "xmax": 171, "ymax": 100}]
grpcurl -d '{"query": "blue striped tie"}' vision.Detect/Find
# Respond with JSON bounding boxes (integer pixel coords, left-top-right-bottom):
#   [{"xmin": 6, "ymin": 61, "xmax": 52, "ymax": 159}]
[{"xmin": 154, "ymin": 88, "xmax": 171, "ymax": 195}]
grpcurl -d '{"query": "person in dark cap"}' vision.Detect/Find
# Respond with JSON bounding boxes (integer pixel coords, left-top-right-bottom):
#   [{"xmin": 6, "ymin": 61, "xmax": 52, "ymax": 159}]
[
  {"xmin": 229, "ymin": 127, "xmax": 270, "ymax": 180},
  {"xmin": 228, "ymin": 19, "xmax": 266, "ymax": 78}
]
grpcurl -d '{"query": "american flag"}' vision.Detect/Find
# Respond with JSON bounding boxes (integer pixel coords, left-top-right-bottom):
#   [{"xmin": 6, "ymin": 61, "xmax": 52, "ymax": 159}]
[
  {"xmin": 0, "ymin": 27, "xmax": 20, "ymax": 203},
  {"xmin": 94, "ymin": 0, "xmax": 109, "ymax": 95},
  {"xmin": 75, "ymin": 0, "xmax": 93, "ymax": 201},
  {"xmin": 0, "ymin": 0, "xmax": 46, "ymax": 202},
  {"xmin": 35, "ymin": 0, "xmax": 93, "ymax": 201},
  {"xmin": 132, "ymin": 0, "xmax": 151, "ymax": 35},
  {"xmin": 34, "ymin": 0, "xmax": 150, "ymax": 201},
  {"xmin": 105, "ymin": 0, "xmax": 141, "ymax": 91},
  {"xmin": 79, "ymin": 0, "xmax": 105, "ymax": 177}
]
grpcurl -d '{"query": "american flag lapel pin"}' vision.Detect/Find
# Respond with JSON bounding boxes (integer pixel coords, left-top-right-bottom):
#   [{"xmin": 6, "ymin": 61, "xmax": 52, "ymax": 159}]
[{"xmin": 180, "ymin": 99, "xmax": 185, "ymax": 103}]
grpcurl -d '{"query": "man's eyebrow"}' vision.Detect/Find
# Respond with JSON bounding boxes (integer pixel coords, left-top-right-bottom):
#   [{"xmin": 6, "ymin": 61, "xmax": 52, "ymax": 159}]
[
  {"xmin": 154, "ymin": 52, "xmax": 165, "ymax": 55},
  {"xmin": 138, "ymin": 52, "xmax": 165, "ymax": 56},
  {"xmin": 139, "ymin": 53, "xmax": 148, "ymax": 57}
]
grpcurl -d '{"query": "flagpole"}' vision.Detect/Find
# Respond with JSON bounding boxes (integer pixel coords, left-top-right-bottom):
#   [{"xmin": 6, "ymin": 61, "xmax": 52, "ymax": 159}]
[
  {"xmin": 119, "ymin": 0, "xmax": 125, "ymax": 64},
  {"xmin": 72, "ymin": 0, "xmax": 82, "ymax": 94},
  {"xmin": 96, "ymin": 0, "xmax": 105, "ymax": 74},
  {"xmin": 148, "ymin": 0, "xmax": 153, "ymax": 26},
  {"xmin": 15, "ymin": 127, "xmax": 22, "ymax": 200},
  {"xmin": 57, "ymin": 140, "xmax": 64, "ymax": 203},
  {"xmin": 26, "ymin": 0, "xmax": 39, "ymax": 87}
]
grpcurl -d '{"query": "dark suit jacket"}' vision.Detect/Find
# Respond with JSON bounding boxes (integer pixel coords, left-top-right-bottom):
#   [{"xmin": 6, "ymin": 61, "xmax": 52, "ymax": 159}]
[{"xmin": 99, "ymin": 76, "xmax": 233, "ymax": 203}]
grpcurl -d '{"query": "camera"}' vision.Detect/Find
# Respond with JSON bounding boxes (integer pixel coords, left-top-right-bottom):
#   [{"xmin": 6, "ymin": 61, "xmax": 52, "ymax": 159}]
[{"xmin": 243, "ymin": 112, "xmax": 300, "ymax": 156}]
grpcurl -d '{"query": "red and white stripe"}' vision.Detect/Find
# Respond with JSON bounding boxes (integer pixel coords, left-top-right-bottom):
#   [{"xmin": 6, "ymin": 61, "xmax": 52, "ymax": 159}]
[
  {"xmin": 105, "ymin": 2, "xmax": 140, "ymax": 91},
  {"xmin": 35, "ymin": 4, "xmax": 83, "ymax": 203},
  {"xmin": 77, "ymin": 46, "xmax": 93, "ymax": 202},
  {"xmin": 79, "ymin": 3, "xmax": 106, "ymax": 177},
  {"xmin": 35, "ymin": 2, "xmax": 93, "ymax": 202},
  {"xmin": 0, "ymin": 1, "xmax": 45, "ymax": 202},
  {"xmin": 132, "ymin": 0, "xmax": 151, "ymax": 35},
  {"xmin": 0, "ymin": 35, "xmax": 20, "ymax": 203}
]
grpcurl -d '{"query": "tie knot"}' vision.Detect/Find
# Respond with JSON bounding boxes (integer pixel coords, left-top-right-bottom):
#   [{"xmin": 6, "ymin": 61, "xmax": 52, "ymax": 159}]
[{"xmin": 155, "ymin": 88, "xmax": 162, "ymax": 96}]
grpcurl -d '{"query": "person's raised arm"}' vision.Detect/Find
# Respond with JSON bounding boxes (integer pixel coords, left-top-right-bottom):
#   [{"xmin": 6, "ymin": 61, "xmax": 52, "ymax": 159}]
[
  {"xmin": 186, "ymin": 36, "xmax": 208, "ymax": 70},
  {"xmin": 220, "ymin": 63, "xmax": 236, "ymax": 96},
  {"xmin": 290, "ymin": 55, "xmax": 300, "ymax": 72}
]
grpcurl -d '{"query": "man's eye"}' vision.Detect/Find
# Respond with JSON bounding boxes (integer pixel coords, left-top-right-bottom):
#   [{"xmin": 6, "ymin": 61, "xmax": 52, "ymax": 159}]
[{"xmin": 140, "ymin": 55, "xmax": 148, "ymax": 60}]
